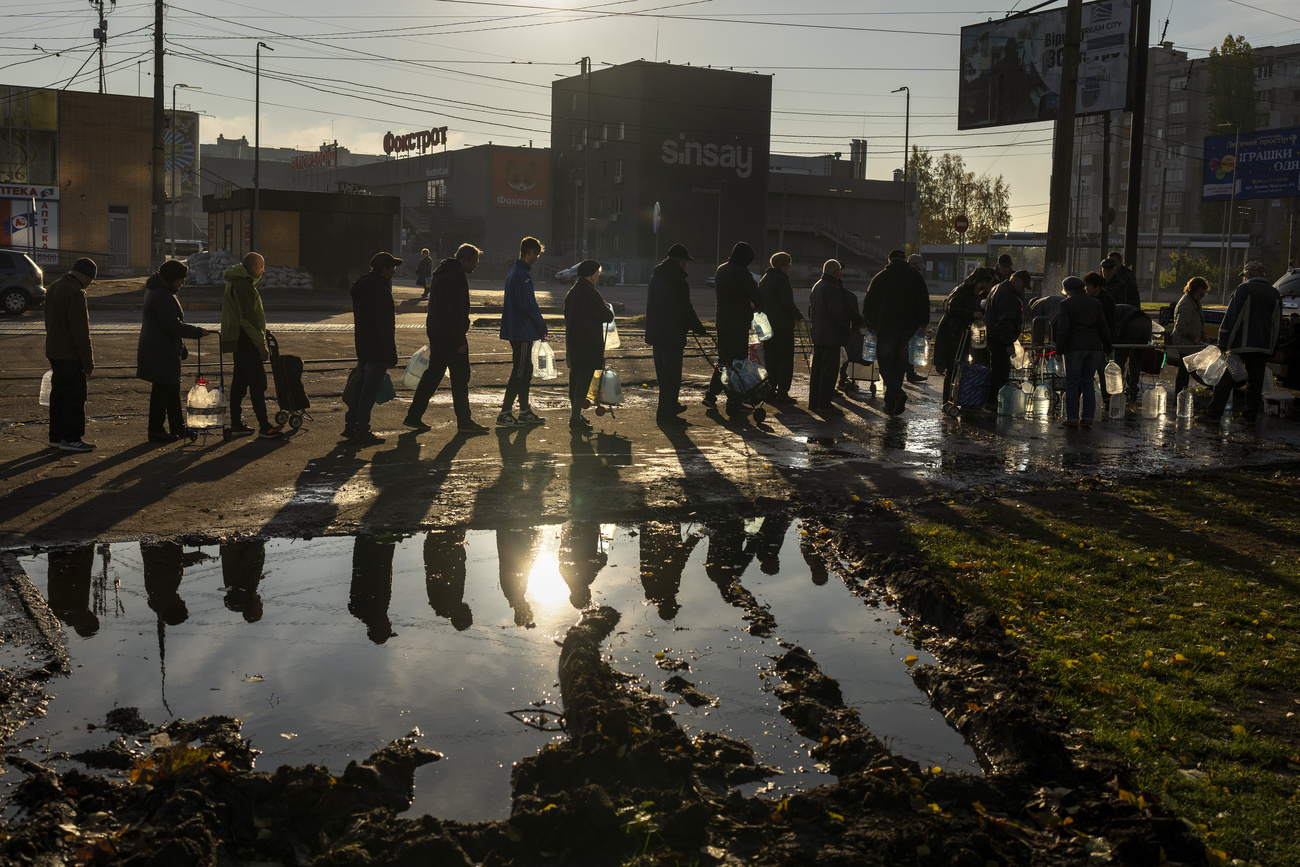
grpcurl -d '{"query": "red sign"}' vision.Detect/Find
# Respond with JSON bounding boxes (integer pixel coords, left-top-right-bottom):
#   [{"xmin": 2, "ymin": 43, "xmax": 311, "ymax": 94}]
[
  {"xmin": 292, "ymin": 144, "xmax": 338, "ymax": 172},
  {"xmin": 384, "ymin": 127, "xmax": 448, "ymax": 155},
  {"xmin": 954, "ymin": 215, "xmax": 969, "ymax": 234}
]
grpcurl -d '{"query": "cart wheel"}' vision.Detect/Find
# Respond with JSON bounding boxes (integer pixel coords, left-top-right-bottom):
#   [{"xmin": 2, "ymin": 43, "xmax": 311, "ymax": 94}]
[
  {"xmin": 595, "ymin": 405, "xmax": 607, "ymax": 416},
  {"xmin": 222, "ymin": 427, "xmax": 232, "ymax": 443},
  {"xmin": 276, "ymin": 410, "xmax": 289, "ymax": 425},
  {"xmin": 753, "ymin": 407, "xmax": 767, "ymax": 424},
  {"xmin": 945, "ymin": 403, "xmax": 960, "ymax": 418},
  {"xmin": 869, "ymin": 384, "xmax": 877, "ymax": 397},
  {"xmin": 582, "ymin": 398, "xmax": 592, "ymax": 410},
  {"xmin": 289, "ymin": 414, "xmax": 304, "ymax": 430},
  {"xmin": 188, "ymin": 429, "xmax": 199, "ymax": 443}
]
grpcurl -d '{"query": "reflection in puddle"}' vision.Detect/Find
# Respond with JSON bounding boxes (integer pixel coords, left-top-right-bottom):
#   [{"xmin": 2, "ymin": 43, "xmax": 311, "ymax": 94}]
[{"xmin": 15, "ymin": 520, "xmax": 978, "ymax": 822}]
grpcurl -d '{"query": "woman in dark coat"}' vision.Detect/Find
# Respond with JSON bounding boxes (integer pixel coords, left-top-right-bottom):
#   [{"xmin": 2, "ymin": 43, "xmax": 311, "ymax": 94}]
[
  {"xmin": 136, "ymin": 260, "xmax": 211, "ymax": 442},
  {"xmin": 933, "ymin": 267, "xmax": 994, "ymax": 406},
  {"xmin": 563, "ymin": 259, "xmax": 615, "ymax": 433}
]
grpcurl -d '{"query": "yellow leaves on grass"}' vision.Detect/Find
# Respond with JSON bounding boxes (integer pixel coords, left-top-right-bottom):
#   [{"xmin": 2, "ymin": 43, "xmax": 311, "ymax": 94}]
[{"xmin": 1231, "ymin": 724, "xmax": 1248, "ymax": 737}]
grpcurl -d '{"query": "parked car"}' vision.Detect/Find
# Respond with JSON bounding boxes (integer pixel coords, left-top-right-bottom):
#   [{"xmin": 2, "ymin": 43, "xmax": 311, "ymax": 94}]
[
  {"xmin": 1276, "ymin": 267, "xmax": 1300, "ymax": 311},
  {"xmin": 554, "ymin": 262, "xmax": 620, "ymax": 285},
  {"xmin": 553, "ymin": 262, "xmax": 580, "ymax": 283},
  {"xmin": 704, "ymin": 271, "xmax": 760, "ymax": 287},
  {"xmin": 0, "ymin": 250, "xmax": 45, "ymax": 315}
]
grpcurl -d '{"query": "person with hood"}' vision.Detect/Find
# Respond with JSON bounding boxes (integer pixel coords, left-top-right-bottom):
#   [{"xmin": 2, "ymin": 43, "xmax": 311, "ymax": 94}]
[
  {"xmin": 758, "ymin": 251, "xmax": 802, "ymax": 404},
  {"xmin": 934, "ymin": 266, "xmax": 994, "ymax": 407},
  {"xmin": 1204, "ymin": 260, "xmax": 1282, "ymax": 423},
  {"xmin": 497, "ymin": 236, "xmax": 549, "ymax": 428},
  {"xmin": 43, "ymin": 257, "xmax": 98, "ymax": 452},
  {"xmin": 702, "ymin": 241, "xmax": 764, "ymax": 415},
  {"xmin": 405, "ymin": 243, "xmax": 489, "ymax": 434},
  {"xmin": 862, "ymin": 249, "xmax": 931, "ymax": 415},
  {"xmin": 808, "ymin": 259, "xmax": 854, "ymax": 416},
  {"xmin": 1055, "ymin": 275, "xmax": 1112, "ymax": 425},
  {"xmin": 220, "ymin": 252, "xmax": 279, "ymax": 438},
  {"xmin": 415, "ymin": 248, "xmax": 433, "ymax": 299},
  {"xmin": 563, "ymin": 260, "xmax": 616, "ymax": 432},
  {"xmin": 645, "ymin": 243, "xmax": 708, "ymax": 425},
  {"xmin": 985, "ymin": 268, "xmax": 1029, "ymax": 403},
  {"xmin": 342, "ymin": 252, "xmax": 400, "ymax": 445},
  {"xmin": 137, "ymin": 259, "xmax": 212, "ymax": 442}
]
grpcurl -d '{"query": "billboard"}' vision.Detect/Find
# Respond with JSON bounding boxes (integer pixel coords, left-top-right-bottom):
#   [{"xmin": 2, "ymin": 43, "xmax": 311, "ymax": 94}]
[
  {"xmin": 164, "ymin": 110, "xmax": 200, "ymax": 197},
  {"xmin": 1, "ymin": 185, "xmax": 59, "ymax": 264},
  {"xmin": 1202, "ymin": 127, "xmax": 1300, "ymax": 202},
  {"xmin": 959, "ymin": 0, "xmax": 1133, "ymax": 130},
  {"xmin": 492, "ymin": 151, "xmax": 548, "ymax": 209}
]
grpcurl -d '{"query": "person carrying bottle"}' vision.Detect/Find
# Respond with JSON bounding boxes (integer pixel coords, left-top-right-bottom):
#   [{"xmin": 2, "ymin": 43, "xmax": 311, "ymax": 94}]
[
  {"xmin": 563, "ymin": 260, "xmax": 615, "ymax": 433},
  {"xmin": 1203, "ymin": 260, "xmax": 1282, "ymax": 423},
  {"xmin": 933, "ymin": 266, "xmax": 994, "ymax": 407},
  {"xmin": 1169, "ymin": 276, "xmax": 1209, "ymax": 396},
  {"xmin": 758, "ymin": 251, "xmax": 801, "ymax": 404},
  {"xmin": 137, "ymin": 259, "xmax": 213, "ymax": 443},
  {"xmin": 1055, "ymin": 275, "xmax": 1112, "ymax": 426},
  {"xmin": 497, "ymin": 236, "xmax": 549, "ymax": 427},
  {"xmin": 984, "ymin": 268, "xmax": 1029, "ymax": 408},
  {"xmin": 862, "ymin": 249, "xmax": 931, "ymax": 416},
  {"xmin": 220, "ymin": 252, "xmax": 281, "ymax": 439},
  {"xmin": 702, "ymin": 241, "xmax": 764, "ymax": 416}
]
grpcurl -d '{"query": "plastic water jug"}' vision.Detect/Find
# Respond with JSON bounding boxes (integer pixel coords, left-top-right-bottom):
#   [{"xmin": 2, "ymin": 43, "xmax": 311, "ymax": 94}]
[
  {"xmin": 186, "ymin": 379, "xmax": 227, "ymax": 430},
  {"xmin": 997, "ymin": 382, "xmax": 1019, "ymax": 416},
  {"xmin": 603, "ymin": 305, "xmax": 621, "ymax": 350},
  {"xmin": 39, "ymin": 369, "xmax": 52, "ymax": 407},
  {"xmin": 970, "ymin": 324, "xmax": 986, "ymax": 349},
  {"xmin": 1032, "ymin": 383, "xmax": 1052, "ymax": 419},
  {"xmin": 1176, "ymin": 388, "xmax": 1195, "ymax": 418},
  {"xmin": 1202, "ymin": 356, "xmax": 1227, "ymax": 386},
  {"xmin": 1156, "ymin": 385, "xmax": 1168, "ymax": 417},
  {"xmin": 862, "ymin": 331, "xmax": 877, "ymax": 363},
  {"xmin": 908, "ymin": 333, "xmax": 930, "ymax": 367},
  {"xmin": 750, "ymin": 311, "xmax": 773, "ymax": 343},
  {"xmin": 1093, "ymin": 381, "xmax": 1104, "ymax": 413},
  {"xmin": 531, "ymin": 340, "xmax": 558, "ymax": 380},
  {"xmin": 1022, "ymin": 381, "xmax": 1035, "ymax": 418},
  {"xmin": 1141, "ymin": 385, "xmax": 1161, "ymax": 418},
  {"xmin": 1184, "ymin": 344, "xmax": 1220, "ymax": 377},
  {"xmin": 1048, "ymin": 353, "xmax": 1065, "ymax": 377},
  {"xmin": 1104, "ymin": 361, "xmax": 1123, "ymax": 393},
  {"xmin": 1108, "ymin": 392, "xmax": 1125, "ymax": 419},
  {"xmin": 402, "ymin": 344, "xmax": 431, "ymax": 390},
  {"xmin": 1223, "ymin": 352, "xmax": 1247, "ymax": 384}
]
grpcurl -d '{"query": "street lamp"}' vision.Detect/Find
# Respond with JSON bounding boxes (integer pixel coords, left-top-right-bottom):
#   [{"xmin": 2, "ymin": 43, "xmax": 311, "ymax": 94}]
[
  {"xmin": 1216, "ymin": 122, "xmax": 1241, "ymax": 303},
  {"xmin": 892, "ymin": 86, "xmax": 910, "ymax": 250},
  {"xmin": 254, "ymin": 41, "xmax": 274, "ymax": 253},
  {"xmin": 170, "ymin": 83, "xmax": 199, "ymax": 260}
]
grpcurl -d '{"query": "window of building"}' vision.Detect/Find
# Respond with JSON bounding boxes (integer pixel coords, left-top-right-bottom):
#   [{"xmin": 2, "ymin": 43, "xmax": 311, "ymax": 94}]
[
  {"xmin": 1120, "ymin": 182, "xmax": 1129, "ymax": 191},
  {"xmin": 1080, "ymin": 153, "xmax": 1093, "ymax": 166},
  {"xmin": 1169, "ymin": 76, "xmax": 1187, "ymax": 90},
  {"xmin": 614, "ymin": 158, "xmax": 623, "ymax": 177},
  {"xmin": 1164, "ymin": 191, "xmax": 1183, "ymax": 207},
  {"xmin": 0, "ymin": 86, "xmax": 59, "ymax": 186},
  {"xmin": 1256, "ymin": 59, "xmax": 1274, "ymax": 79},
  {"xmin": 613, "ymin": 233, "xmax": 621, "ymax": 252},
  {"xmin": 1168, "ymin": 168, "xmax": 1185, "ymax": 182},
  {"xmin": 602, "ymin": 124, "xmax": 609, "ymax": 141},
  {"xmin": 596, "ymin": 196, "xmax": 604, "ymax": 216},
  {"xmin": 617, "ymin": 121, "xmax": 625, "ymax": 140},
  {"xmin": 1169, "ymin": 100, "xmax": 1187, "ymax": 114},
  {"xmin": 614, "ymin": 195, "xmax": 623, "ymax": 214},
  {"xmin": 599, "ymin": 161, "xmax": 607, "ymax": 179},
  {"xmin": 1164, "ymin": 213, "xmax": 1179, "ymax": 228},
  {"xmin": 1168, "ymin": 123, "xmax": 1186, "ymax": 138},
  {"xmin": 1257, "ymin": 89, "xmax": 1271, "ymax": 104},
  {"xmin": 426, "ymin": 178, "xmax": 446, "ymax": 205},
  {"xmin": 1121, "ymin": 160, "xmax": 1129, "ymax": 169}
]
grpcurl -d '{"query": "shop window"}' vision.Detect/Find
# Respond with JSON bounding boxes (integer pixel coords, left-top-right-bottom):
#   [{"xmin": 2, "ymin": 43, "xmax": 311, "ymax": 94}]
[{"xmin": 426, "ymin": 178, "xmax": 446, "ymax": 206}]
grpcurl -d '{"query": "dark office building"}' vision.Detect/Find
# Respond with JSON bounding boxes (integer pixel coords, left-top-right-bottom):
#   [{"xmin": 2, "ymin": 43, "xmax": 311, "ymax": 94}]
[{"xmin": 551, "ymin": 61, "xmax": 772, "ymax": 282}]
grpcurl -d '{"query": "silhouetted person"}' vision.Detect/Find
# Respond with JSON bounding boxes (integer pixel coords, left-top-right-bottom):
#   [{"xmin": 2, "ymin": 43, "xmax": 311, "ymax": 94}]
[
  {"xmin": 424, "ymin": 529, "xmax": 472, "ymax": 631},
  {"xmin": 221, "ymin": 538, "xmax": 266, "ymax": 623},
  {"xmin": 558, "ymin": 522, "xmax": 607, "ymax": 609},
  {"xmin": 751, "ymin": 516, "xmax": 793, "ymax": 576},
  {"xmin": 799, "ymin": 533, "xmax": 829, "ymax": 586},
  {"xmin": 497, "ymin": 528, "xmax": 538, "ymax": 628},
  {"xmin": 47, "ymin": 543, "xmax": 98, "ymax": 637},
  {"xmin": 349, "ymin": 535, "xmax": 396, "ymax": 643},
  {"xmin": 142, "ymin": 541, "xmax": 203, "ymax": 625},
  {"xmin": 704, "ymin": 518, "xmax": 755, "ymax": 592},
  {"xmin": 638, "ymin": 520, "xmax": 699, "ymax": 620}
]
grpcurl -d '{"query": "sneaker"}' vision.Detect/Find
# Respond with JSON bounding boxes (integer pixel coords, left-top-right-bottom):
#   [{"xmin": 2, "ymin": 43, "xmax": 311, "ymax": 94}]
[
  {"xmin": 496, "ymin": 410, "xmax": 522, "ymax": 428},
  {"xmin": 60, "ymin": 439, "xmax": 95, "ymax": 452},
  {"xmin": 259, "ymin": 425, "xmax": 283, "ymax": 439},
  {"xmin": 517, "ymin": 408, "xmax": 546, "ymax": 425},
  {"xmin": 47, "ymin": 440, "xmax": 60, "ymax": 448},
  {"xmin": 456, "ymin": 419, "xmax": 489, "ymax": 435},
  {"xmin": 350, "ymin": 430, "xmax": 385, "ymax": 445},
  {"xmin": 149, "ymin": 431, "xmax": 180, "ymax": 443},
  {"xmin": 231, "ymin": 423, "xmax": 255, "ymax": 436},
  {"xmin": 701, "ymin": 393, "xmax": 718, "ymax": 408},
  {"xmin": 403, "ymin": 415, "xmax": 431, "ymax": 431},
  {"xmin": 569, "ymin": 416, "xmax": 593, "ymax": 432}
]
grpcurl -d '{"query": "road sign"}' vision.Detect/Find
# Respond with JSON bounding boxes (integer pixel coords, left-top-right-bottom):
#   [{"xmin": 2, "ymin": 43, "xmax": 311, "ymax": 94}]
[{"xmin": 954, "ymin": 215, "xmax": 969, "ymax": 234}]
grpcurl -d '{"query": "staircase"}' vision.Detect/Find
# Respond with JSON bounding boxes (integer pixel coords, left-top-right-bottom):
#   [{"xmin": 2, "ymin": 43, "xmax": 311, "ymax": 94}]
[{"xmin": 770, "ymin": 218, "xmax": 890, "ymax": 269}]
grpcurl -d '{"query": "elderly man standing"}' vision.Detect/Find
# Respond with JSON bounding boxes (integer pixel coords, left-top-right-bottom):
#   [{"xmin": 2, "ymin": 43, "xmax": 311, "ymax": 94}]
[
  {"xmin": 221, "ymin": 251, "xmax": 280, "ymax": 438},
  {"xmin": 44, "ymin": 257, "xmax": 98, "ymax": 452},
  {"xmin": 863, "ymin": 249, "xmax": 931, "ymax": 415},
  {"xmin": 808, "ymin": 259, "xmax": 854, "ymax": 417},
  {"xmin": 343, "ymin": 252, "xmax": 401, "ymax": 445},
  {"xmin": 1204, "ymin": 260, "xmax": 1282, "ymax": 424}
]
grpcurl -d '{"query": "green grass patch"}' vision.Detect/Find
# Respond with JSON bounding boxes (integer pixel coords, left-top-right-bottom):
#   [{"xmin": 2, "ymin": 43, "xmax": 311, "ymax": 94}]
[{"xmin": 908, "ymin": 467, "xmax": 1300, "ymax": 866}]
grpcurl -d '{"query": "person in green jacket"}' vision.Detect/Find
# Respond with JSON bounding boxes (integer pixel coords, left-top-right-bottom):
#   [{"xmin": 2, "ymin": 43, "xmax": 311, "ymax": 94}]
[{"xmin": 220, "ymin": 252, "xmax": 280, "ymax": 438}]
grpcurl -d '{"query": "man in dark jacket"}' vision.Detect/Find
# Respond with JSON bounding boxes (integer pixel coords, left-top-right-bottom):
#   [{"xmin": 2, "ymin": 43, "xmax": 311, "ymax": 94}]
[
  {"xmin": 44, "ymin": 257, "xmax": 98, "ymax": 452},
  {"xmin": 985, "ymin": 269, "xmax": 1029, "ymax": 403},
  {"xmin": 808, "ymin": 260, "xmax": 853, "ymax": 416},
  {"xmin": 137, "ymin": 259, "xmax": 212, "ymax": 442},
  {"xmin": 415, "ymin": 248, "xmax": 433, "ymax": 299},
  {"xmin": 1101, "ymin": 253, "xmax": 1141, "ymax": 307},
  {"xmin": 1205, "ymin": 260, "xmax": 1282, "ymax": 422},
  {"xmin": 703, "ymin": 241, "xmax": 764, "ymax": 415},
  {"xmin": 645, "ymin": 244, "xmax": 707, "ymax": 424},
  {"xmin": 1055, "ymin": 275, "xmax": 1112, "ymax": 424},
  {"xmin": 405, "ymin": 244, "xmax": 488, "ymax": 435},
  {"xmin": 863, "ymin": 249, "xmax": 931, "ymax": 415},
  {"xmin": 343, "ymin": 252, "xmax": 401, "ymax": 444},
  {"xmin": 758, "ymin": 251, "xmax": 802, "ymax": 404}
]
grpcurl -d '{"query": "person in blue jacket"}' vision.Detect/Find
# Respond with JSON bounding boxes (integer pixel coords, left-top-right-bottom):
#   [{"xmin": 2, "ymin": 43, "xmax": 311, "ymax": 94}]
[{"xmin": 498, "ymin": 236, "xmax": 549, "ymax": 427}]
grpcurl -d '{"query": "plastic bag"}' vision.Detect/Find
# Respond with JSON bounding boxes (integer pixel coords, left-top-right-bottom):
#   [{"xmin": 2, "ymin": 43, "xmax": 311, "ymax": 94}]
[
  {"xmin": 39, "ymin": 369, "xmax": 52, "ymax": 407},
  {"xmin": 597, "ymin": 368, "xmax": 624, "ymax": 405},
  {"xmin": 376, "ymin": 373, "xmax": 396, "ymax": 404},
  {"xmin": 750, "ymin": 311, "xmax": 773, "ymax": 343},
  {"xmin": 1011, "ymin": 340, "xmax": 1030, "ymax": 370},
  {"xmin": 531, "ymin": 340, "xmax": 557, "ymax": 380},
  {"xmin": 603, "ymin": 304, "xmax": 620, "ymax": 350},
  {"xmin": 402, "ymin": 344, "xmax": 431, "ymax": 390}
]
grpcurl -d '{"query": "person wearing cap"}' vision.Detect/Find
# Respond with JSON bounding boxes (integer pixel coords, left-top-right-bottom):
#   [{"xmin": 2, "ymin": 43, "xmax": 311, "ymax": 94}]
[
  {"xmin": 563, "ymin": 259, "xmax": 615, "ymax": 433},
  {"xmin": 1204, "ymin": 260, "xmax": 1282, "ymax": 423},
  {"xmin": 44, "ymin": 257, "xmax": 98, "ymax": 452},
  {"xmin": 994, "ymin": 253, "xmax": 1014, "ymax": 283},
  {"xmin": 1054, "ymin": 275, "xmax": 1112, "ymax": 425},
  {"xmin": 758, "ymin": 252, "xmax": 801, "ymax": 405},
  {"xmin": 862, "ymin": 249, "xmax": 931, "ymax": 415},
  {"xmin": 645, "ymin": 243, "xmax": 708, "ymax": 425},
  {"xmin": 497, "ymin": 236, "xmax": 549, "ymax": 428},
  {"xmin": 220, "ymin": 252, "xmax": 280, "ymax": 439},
  {"xmin": 985, "ymin": 268, "xmax": 1030, "ymax": 404},
  {"xmin": 702, "ymin": 241, "xmax": 764, "ymax": 416},
  {"xmin": 137, "ymin": 259, "xmax": 214, "ymax": 443},
  {"xmin": 1100, "ymin": 253, "xmax": 1140, "ymax": 308},
  {"xmin": 405, "ymin": 243, "xmax": 489, "ymax": 435},
  {"xmin": 343, "ymin": 252, "xmax": 401, "ymax": 445}
]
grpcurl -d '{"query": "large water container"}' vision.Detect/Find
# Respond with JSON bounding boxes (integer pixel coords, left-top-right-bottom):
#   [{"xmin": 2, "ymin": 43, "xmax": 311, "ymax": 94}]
[
  {"xmin": 750, "ymin": 311, "xmax": 773, "ymax": 343},
  {"xmin": 1156, "ymin": 385, "xmax": 1168, "ymax": 417},
  {"xmin": 1032, "ymin": 383, "xmax": 1052, "ymax": 419},
  {"xmin": 1093, "ymin": 380, "xmax": 1104, "ymax": 414},
  {"xmin": 1104, "ymin": 361, "xmax": 1123, "ymax": 393},
  {"xmin": 908, "ymin": 333, "xmax": 930, "ymax": 367},
  {"xmin": 1176, "ymin": 388, "xmax": 1195, "ymax": 418},
  {"xmin": 1048, "ymin": 352, "xmax": 1065, "ymax": 377},
  {"xmin": 970, "ymin": 323, "xmax": 987, "ymax": 349},
  {"xmin": 1108, "ymin": 392, "xmax": 1125, "ymax": 419},
  {"xmin": 39, "ymin": 369, "xmax": 52, "ymax": 407},
  {"xmin": 1223, "ymin": 352, "xmax": 1247, "ymax": 384},
  {"xmin": 531, "ymin": 340, "xmax": 558, "ymax": 380},
  {"xmin": 1022, "ymin": 381, "xmax": 1035, "ymax": 418},
  {"xmin": 1202, "ymin": 356, "xmax": 1228, "ymax": 386},
  {"xmin": 997, "ymin": 381, "xmax": 1019, "ymax": 416},
  {"xmin": 1141, "ymin": 385, "xmax": 1161, "ymax": 418},
  {"xmin": 186, "ymin": 379, "xmax": 227, "ymax": 431},
  {"xmin": 862, "ymin": 331, "xmax": 877, "ymax": 363}
]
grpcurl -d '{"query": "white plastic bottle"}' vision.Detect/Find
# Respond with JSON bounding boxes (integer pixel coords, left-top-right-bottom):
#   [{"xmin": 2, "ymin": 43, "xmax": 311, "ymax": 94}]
[
  {"xmin": 1104, "ymin": 361, "xmax": 1123, "ymax": 393},
  {"xmin": 1176, "ymin": 389, "xmax": 1194, "ymax": 418},
  {"xmin": 1108, "ymin": 392, "xmax": 1125, "ymax": 419},
  {"xmin": 39, "ymin": 369, "xmax": 53, "ymax": 407},
  {"xmin": 862, "ymin": 331, "xmax": 877, "ymax": 363},
  {"xmin": 1032, "ymin": 382, "xmax": 1052, "ymax": 419},
  {"xmin": 997, "ymin": 381, "xmax": 1019, "ymax": 416}
]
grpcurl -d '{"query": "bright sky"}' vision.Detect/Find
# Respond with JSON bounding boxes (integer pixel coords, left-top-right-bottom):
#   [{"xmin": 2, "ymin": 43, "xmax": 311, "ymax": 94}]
[{"xmin": 4, "ymin": 0, "xmax": 1297, "ymax": 230}]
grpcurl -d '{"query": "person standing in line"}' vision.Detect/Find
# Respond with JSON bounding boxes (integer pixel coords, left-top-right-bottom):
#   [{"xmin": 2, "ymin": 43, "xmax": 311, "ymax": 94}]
[
  {"xmin": 1204, "ymin": 260, "xmax": 1282, "ymax": 423},
  {"xmin": 905, "ymin": 253, "xmax": 930, "ymax": 383},
  {"xmin": 563, "ymin": 260, "xmax": 615, "ymax": 433},
  {"xmin": 1169, "ymin": 276, "xmax": 1209, "ymax": 395},
  {"xmin": 220, "ymin": 252, "xmax": 280, "ymax": 438},
  {"xmin": 993, "ymin": 253, "xmax": 1014, "ymax": 284},
  {"xmin": 1100, "ymin": 252, "xmax": 1141, "ymax": 307},
  {"xmin": 758, "ymin": 251, "xmax": 802, "ymax": 405},
  {"xmin": 137, "ymin": 259, "xmax": 212, "ymax": 443},
  {"xmin": 498, "ymin": 236, "xmax": 548, "ymax": 427},
  {"xmin": 404, "ymin": 243, "xmax": 489, "ymax": 434},
  {"xmin": 1055, "ymin": 275, "xmax": 1112, "ymax": 425},
  {"xmin": 44, "ymin": 257, "xmax": 98, "ymax": 452},
  {"xmin": 862, "ymin": 249, "xmax": 931, "ymax": 416},
  {"xmin": 702, "ymin": 241, "xmax": 764, "ymax": 416},
  {"xmin": 415, "ymin": 248, "xmax": 433, "ymax": 299},
  {"xmin": 984, "ymin": 268, "xmax": 1029, "ymax": 405},
  {"xmin": 933, "ymin": 267, "xmax": 994, "ymax": 407},
  {"xmin": 342, "ymin": 252, "xmax": 401, "ymax": 445},
  {"xmin": 645, "ymin": 243, "xmax": 708, "ymax": 425},
  {"xmin": 807, "ymin": 259, "xmax": 853, "ymax": 417}
]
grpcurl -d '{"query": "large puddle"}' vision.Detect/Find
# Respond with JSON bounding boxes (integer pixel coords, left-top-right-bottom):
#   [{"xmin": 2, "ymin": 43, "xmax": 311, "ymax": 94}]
[{"xmin": 12, "ymin": 518, "xmax": 978, "ymax": 821}]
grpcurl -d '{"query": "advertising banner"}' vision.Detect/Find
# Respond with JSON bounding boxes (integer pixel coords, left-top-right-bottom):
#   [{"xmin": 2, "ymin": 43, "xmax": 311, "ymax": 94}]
[
  {"xmin": 1202, "ymin": 127, "xmax": 1300, "ymax": 201},
  {"xmin": 492, "ymin": 151, "xmax": 548, "ymax": 209},
  {"xmin": 1, "ymin": 185, "xmax": 59, "ymax": 264},
  {"xmin": 164, "ymin": 110, "xmax": 200, "ymax": 197},
  {"xmin": 959, "ymin": 0, "xmax": 1132, "ymax": 130}
]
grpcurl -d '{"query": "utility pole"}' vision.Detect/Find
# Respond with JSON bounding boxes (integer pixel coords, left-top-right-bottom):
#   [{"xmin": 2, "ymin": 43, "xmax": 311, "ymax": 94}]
[
  {"xmin": 579, "ymin": 57, "xmax": 591, "ymax": 258},
  {"xmin": 1123, "ymin": 0, "xmax": 1152, "ymax": 271},
  {"xmin": 1151, "ymin": 167, "xmax": 1168, "ymax": 302},
  {"xmin": 1043, "ymin": 0, "xmax": 1083, "ymax": 294},
  {"xmin": 1100, "ymin": 112, "xmax": 1111, "ymax": 265},
  {"xmin": 150, "ymin": 0, "xmax": 166, "ymax": 270},
  {"xmin": 254, "ymin": 41, "xmax": 273, "ymax": 253},
  {"xmin": 91, "ymin": 1, "xmax": 114, "ymax": 94}
]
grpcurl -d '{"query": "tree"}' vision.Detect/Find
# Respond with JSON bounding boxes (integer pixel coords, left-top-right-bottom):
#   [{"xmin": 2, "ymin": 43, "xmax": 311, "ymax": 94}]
[
  {"xmin": 911, "ymin": 146, "xmax": 1011, "ymax": 245},
  {"xmin": 1158, "ymin": 250, "xmax": 1221, "ymax": 293},
  {"xmin": 1199, "ymin": 35, "xmax": 1257, "ymax": 234}
]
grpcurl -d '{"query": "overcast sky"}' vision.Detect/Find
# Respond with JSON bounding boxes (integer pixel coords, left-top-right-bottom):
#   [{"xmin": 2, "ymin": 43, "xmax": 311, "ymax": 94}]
[{"xmin": 4, "ymin": 0, "xmax": 1297, "ymax": 231}]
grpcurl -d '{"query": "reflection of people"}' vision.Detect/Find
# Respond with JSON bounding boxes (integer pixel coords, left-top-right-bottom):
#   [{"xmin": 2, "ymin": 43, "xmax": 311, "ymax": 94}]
[
  {"xmin": 703, "ymin": 519, "xmax": 755, "ymax": 591},
  {"xmin": 496, "ymin": 528, "xmax": 538, "ymax": 627},
  {"xmin": 142, "ymin": 542, "xmax": 204, "ymax": 625},
  {"xmin": 349, "ymin": 535, "xmax": 396, "ymax": 643},
  {"xmin": 799, "ymin": 532, "xmax": 829, "ymax": 586},
  {"xmin": 638, "ymin": 521, "xmax": 699, "ymax": 620},
  {"xmin": 558, "ymin": 523, "xmax": 607, "ymax": 609},
  {"xmin": 563, "ymin": 260, "xmax": 615, "ymax": 433},
  {"xmin": 221, "ymin": 538, "xmax": 266, "ymax": 623},
  {"xmin": 47, "ymin": 543, "xmax": 98, "ymax": 636},
  {"xmin": 424, "ymin": 529, "xmax": 472, "ymax": 631},
  {"xmin": 752, "ymin": 516, "xmax": 792, "ymax": 575}
]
